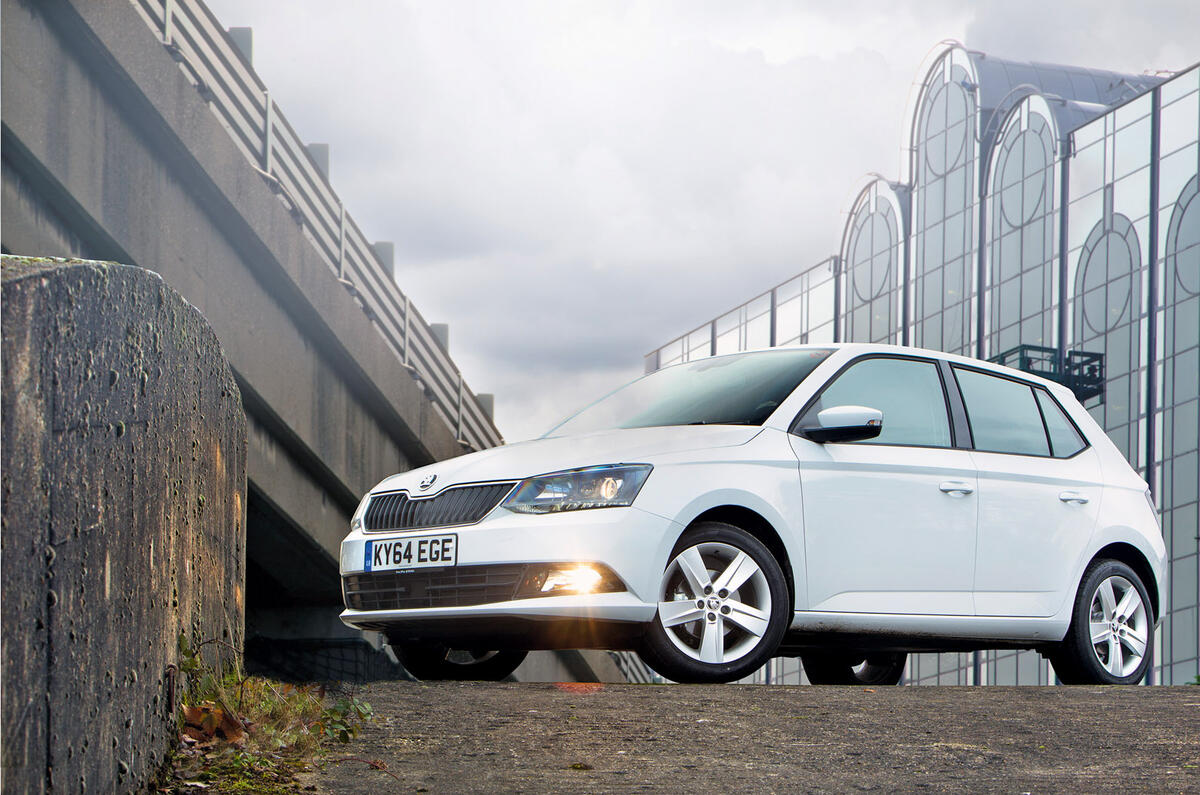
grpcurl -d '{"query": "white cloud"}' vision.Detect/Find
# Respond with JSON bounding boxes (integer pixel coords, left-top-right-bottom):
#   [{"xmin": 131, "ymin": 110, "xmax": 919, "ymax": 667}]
[{"xmin": 206, "ymin": 0, "xmax": 1197, "ymax": 441}]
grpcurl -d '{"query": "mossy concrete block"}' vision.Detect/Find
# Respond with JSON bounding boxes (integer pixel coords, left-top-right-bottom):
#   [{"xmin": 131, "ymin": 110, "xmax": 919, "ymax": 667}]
[{"xmin": 1, "ymin": 255, "xmax": 247, "ymax": 793}]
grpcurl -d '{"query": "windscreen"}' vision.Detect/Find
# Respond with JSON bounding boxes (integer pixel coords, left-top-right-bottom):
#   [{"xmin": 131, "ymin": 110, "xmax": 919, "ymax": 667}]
[{"xmin": 545, "ymin": 348, "xmax": 833, "ymax": 437}]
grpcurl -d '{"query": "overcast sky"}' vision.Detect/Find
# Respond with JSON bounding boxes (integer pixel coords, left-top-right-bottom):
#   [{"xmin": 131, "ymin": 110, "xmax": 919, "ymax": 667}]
[{"xmin": 206, "ymin": 0, "xmax": 1197, "ymax": 441}]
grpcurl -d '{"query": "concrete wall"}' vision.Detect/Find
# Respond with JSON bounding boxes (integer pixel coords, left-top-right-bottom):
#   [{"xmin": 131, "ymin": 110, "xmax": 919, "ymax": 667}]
[
  {"xmin": 1, "ymin": 256, "xmax": 246, "ymax": 792},
  {"xmin": 0, "ymin": 0, "xmax": 465, "ymax": 606}
]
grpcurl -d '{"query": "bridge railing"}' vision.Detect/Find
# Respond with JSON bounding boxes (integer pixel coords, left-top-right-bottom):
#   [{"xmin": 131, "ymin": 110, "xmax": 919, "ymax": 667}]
[{"xmin": 131, "ymin": 0, "xmax": 503, "ymax": 451}]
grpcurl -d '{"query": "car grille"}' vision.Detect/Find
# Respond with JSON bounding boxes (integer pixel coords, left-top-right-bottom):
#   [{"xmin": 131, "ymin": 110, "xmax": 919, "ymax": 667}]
[
  {"xmin": 343, "ymin": 564, "xmax": 527, "ymax": 611},
  {"xmin": 363, "ymin": 482, "xmax": 516, "ymax": 532}
]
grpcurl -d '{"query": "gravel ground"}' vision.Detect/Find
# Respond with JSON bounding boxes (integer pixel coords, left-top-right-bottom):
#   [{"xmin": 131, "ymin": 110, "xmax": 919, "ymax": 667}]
[{"xmin": 301, "ymin": 682, "xmax": 1200, "ymax": 793}]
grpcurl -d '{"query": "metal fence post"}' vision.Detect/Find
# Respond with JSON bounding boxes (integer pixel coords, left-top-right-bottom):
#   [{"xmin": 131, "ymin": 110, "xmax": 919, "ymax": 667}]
[
  {"xmin": 402, "ymin": 294, "xmax": 411, "ymax": 366},
  {"xmin": 262, "ymin": 89, "xmax": 273, "ymax": 173},
  {"xmin": 337, "ymin": 202, "xmax": 346, "ymax": 279},
  {"xmin": 456, "ymin": 373, "xmax": 465, "ymax": 442},
  {"xmin": 769, "ymin": 288, "xmax": 778, "ymax": 348},
  {"xmin": 709, "ymin": 320, "xmax": 717, "ymax": 356}
]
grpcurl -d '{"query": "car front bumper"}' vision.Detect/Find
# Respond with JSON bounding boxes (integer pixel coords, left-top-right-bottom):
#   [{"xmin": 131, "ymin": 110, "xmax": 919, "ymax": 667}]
[{"xmin": 338, "ymin": 504, "xmax": 675, "ymax": 644}]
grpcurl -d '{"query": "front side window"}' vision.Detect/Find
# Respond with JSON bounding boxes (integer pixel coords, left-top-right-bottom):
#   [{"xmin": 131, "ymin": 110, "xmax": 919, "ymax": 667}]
[
  {"xmin": 954, "ymin": 367, "xmax": 1049, "ymax": 456},
  {"xmin": 800, "ymin": 357, "xmax": 952, "ymax": 447},
  {"xmin": 545, "ymin": 349, "xmax": 834, "ymax": 437}
]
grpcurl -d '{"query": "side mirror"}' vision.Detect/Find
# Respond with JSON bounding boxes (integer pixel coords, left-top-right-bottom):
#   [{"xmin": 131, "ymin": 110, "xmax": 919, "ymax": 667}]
[{"xmin": 798, "ymin": 405, "xmax": 883, "ymax": 444}]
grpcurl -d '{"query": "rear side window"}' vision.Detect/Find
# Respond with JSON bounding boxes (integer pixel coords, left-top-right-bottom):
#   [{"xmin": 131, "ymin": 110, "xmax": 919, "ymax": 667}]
[
  {"xmin": 804, "ymin": 357, "xmax": 952, "ymax": 447},
  {"xmin": 953, "ymin": 367, "xmax": 1049, "ymax": 456},
  {"xmin": 1035, "ymin": 389, "xmax": 1087, "ymax": 458}
]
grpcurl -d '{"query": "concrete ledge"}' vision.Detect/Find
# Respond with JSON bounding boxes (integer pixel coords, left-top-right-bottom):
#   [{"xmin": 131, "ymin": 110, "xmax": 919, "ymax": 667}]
[{"xmin": 1, "ymin": 256, "xmax": 247, "ymax": 792}]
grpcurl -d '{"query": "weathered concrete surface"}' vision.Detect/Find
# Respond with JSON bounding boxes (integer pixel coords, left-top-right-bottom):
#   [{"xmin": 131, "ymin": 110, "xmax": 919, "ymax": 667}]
[
  {"xmin": 1, "ymin": 256, "xmax": 247, "ymax": 793},
  {"xmin": 302, "ymin": 682, "xmax": 1200, "ymax": 793}
]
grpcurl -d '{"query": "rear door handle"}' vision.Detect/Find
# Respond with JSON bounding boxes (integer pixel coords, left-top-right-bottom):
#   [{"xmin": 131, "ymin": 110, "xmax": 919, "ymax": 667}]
[
  {"xmin": 939, "ymin": 481, "xmax": 974, "ymax": 497},
  {"xmin": 1059, "ymin": 491, "xmax": 1090, "ymax": 505}
]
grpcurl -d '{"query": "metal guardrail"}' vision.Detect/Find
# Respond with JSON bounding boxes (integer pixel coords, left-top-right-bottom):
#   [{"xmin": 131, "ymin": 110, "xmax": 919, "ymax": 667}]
[
  {"xmin": 608, "ymin": 651, "xmax": 662, "ymax": 684},
  {"xmin": 130, "ymin": 0, "xmax": 503, "ymax": 451},
  {"xmin": 645, "ymin": 257, "xmax": 839, "ymax": 372}
]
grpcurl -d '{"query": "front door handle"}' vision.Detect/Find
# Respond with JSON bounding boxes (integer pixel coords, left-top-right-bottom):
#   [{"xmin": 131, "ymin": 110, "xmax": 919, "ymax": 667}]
[
  {"xmin": 1059, "ymin": 490, "xmax": 1090, "ymax": 505},
  {"xmin": 939, "ymin": 481, "xmax": 974, "ymax": 497}
]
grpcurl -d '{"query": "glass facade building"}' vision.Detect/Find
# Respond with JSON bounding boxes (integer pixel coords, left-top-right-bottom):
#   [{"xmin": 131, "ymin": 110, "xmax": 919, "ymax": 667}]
[{"xmin": 647, "ymin": 44, "xmax": 1199, "ymax": 686}]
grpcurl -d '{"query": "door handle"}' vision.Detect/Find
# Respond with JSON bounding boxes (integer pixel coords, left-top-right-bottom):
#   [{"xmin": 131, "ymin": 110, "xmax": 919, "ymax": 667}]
[
  {"xmin": 1059, "ymin": 491, "xmax": 1090, "ymax": 505},
  {"xmin": 939, "ymin": 481, "xmax": 974, "ymax": 496}
]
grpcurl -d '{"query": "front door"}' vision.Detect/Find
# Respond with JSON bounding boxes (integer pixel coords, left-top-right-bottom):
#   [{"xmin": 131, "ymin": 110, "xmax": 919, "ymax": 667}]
[{"xmin": 792, "ymin": 355, "xmax": 978, "ymax": 616}]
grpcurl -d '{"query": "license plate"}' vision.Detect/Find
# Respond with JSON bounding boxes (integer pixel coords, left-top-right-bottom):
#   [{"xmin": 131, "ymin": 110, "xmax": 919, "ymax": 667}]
[{"xmin": 365, "ymin": 534, "xmax": 457, "ymax": 572}]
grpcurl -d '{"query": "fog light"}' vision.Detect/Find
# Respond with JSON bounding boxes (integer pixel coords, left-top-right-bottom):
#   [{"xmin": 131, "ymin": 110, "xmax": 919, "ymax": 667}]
[
  {"xmin": 543, "ymin": 565, "xmax": 604, "ymax": 593},
  {"xmin": 516, "ymin": 563, "xmax": 624, "ymax": 598}
]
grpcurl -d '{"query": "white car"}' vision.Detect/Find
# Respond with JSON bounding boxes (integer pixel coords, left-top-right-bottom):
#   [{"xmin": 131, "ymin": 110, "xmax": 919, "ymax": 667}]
[{"xmin": 340, "ymin": 344, "xmax": 1166, "ymax": 685}]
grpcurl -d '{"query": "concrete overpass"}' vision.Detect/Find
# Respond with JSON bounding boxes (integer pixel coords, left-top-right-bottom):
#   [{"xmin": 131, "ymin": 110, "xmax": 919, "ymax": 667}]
[{"xmin": 1, "ymin": 0, "xmax": 627, "ymax": 680}]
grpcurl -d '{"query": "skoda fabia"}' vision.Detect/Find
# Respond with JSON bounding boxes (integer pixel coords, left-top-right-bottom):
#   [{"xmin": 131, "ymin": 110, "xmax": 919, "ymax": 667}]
[{"xmin": 340, "ymin": 344, "xmax": 1165, "ymax": 685}]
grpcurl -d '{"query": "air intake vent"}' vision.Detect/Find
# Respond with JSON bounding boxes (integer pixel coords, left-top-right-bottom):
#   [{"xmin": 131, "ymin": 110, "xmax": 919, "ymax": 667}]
[
  {"xmin": 363, "ymin": 483, "xmax": 516, "ymax": 532},
  {"xmin": 343, "ymin": 564, "xmax": 527, "ymax": 610}
]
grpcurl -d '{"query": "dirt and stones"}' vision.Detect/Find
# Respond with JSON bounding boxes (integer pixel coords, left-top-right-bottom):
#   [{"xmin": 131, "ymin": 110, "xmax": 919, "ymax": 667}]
[{"xmin": 301, "ymin": 681, "xmax": 1200, "ymax": 793}]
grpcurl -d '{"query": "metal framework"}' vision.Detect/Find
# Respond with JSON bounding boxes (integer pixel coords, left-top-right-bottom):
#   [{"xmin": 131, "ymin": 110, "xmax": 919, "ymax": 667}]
[{"xmin": 987, "ymin": 344, "xmax": 1106, "ymax": 402}]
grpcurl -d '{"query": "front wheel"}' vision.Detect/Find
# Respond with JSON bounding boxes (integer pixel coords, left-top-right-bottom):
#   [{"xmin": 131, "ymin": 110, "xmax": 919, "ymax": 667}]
[
  {"xmin": 392, "ymin": 643, "xmax": 528, "ymax": 681},
  {"xmin": 800, "ymin": 651, "xmax": 907, "ymax": 685},
  {"xmin": 1049, "ymin": 559, "xmax": 1153, "ymax": 685},
  {"xmin": 637, "ymin": 522, "xmax": 790, "ymax": 684}
]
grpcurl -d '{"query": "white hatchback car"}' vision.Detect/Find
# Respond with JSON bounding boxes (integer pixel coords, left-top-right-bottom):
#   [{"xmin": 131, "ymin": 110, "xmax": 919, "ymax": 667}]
[{"xmin": 340, "ymin": 344, "xmax": 1166, "ymax": 685}]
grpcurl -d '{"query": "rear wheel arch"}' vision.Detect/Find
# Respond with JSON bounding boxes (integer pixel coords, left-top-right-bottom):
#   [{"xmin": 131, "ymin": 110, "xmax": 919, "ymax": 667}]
[
  {"xmin": 683, "ymin": 505, "xmax": 795, "ymax": 610},
  {"xmin": 1089, "ymin": 542, "xmax": 1160, "ymax": 622}
]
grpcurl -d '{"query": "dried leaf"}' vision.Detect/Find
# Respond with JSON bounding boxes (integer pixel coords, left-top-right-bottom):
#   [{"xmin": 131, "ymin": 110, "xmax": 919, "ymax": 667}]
[
  {"xmin": 200, "ymin": 708, "xmax": 221, "ymax": 735},
  {"xmin": 218, "ymin": 711, "xmax": 245, "ymax": 743}
]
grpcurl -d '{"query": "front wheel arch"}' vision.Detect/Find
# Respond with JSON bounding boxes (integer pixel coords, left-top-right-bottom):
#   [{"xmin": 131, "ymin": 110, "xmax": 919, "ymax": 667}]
[{"xmin": 683, "ymin": 505, "xmax": 795, "ymax": 611}]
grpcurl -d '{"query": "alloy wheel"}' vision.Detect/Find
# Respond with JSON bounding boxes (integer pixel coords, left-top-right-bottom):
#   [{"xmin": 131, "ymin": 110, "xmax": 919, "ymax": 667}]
[
  {"xmin": 1088, "ymin": 574, "xmax": 1149, "ymax": 678},
  {"xmin": 658, "ymin": 541, "xmax": 772, "ymax": 665}
]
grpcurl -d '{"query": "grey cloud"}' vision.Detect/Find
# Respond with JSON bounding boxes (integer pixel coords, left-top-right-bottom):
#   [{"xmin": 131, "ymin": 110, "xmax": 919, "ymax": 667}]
[{"xmin": 206, "ymin": 0, "xmax": 1197, "ymax": 442}]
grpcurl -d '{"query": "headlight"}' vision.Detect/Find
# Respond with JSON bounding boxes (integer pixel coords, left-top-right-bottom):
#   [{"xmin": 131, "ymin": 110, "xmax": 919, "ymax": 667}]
[{"xmin": 502, "ymin": 464, "xmax": 652, "ymax": 514}]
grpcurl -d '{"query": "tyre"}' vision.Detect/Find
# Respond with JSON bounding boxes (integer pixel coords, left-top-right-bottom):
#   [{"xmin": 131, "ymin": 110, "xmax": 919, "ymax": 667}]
[
  {"xmin": 392, "ymin": 643, "xmax": 529, "ymax": 681},
  {"xmin": 1049, "ymin": 559, "xmax": 1153, "ymax": 685},
  {"xmin": 638, "ymin": 521, "xmax": 790, "ymax": 684},
  {"xmin": 800, "ymin": 651, "xmax": 907, "ymax": 685}
]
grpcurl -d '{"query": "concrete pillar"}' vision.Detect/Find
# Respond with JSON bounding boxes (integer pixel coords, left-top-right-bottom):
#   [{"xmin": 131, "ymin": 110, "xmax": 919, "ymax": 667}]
[
  {"xmin": 1, "ymin": 256, "xmax": 247, "ymax": 793},
  {"xmin": 227, "ymin": 27, "xmax": 253, "ymax": 65},
  {"xmin": 372, "ymin": 241, "xmax": 395, "ymax": 279},
  {"xmin": 431, "ymin": 323, "xmax": 449, "ymax": 352},
  {"xmin": 307, "ymin": 143, "xmax": 330, "ymax": 179},
  {"xmin": 476, "ymin": 393, "xmax": 495, "ymax": 420}
]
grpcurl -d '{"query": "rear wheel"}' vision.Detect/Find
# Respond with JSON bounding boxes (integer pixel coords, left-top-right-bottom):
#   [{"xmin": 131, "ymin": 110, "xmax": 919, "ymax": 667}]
[
  {"xmin": 1049, "ymin": 559, "xmax": 1153, "ymax": 685},
  {"xmin": 800, "ymin": 651, "xmax": 907, "ymax": 685},
  {"xmin": 638, "ymin": 522, "xmax": 790, "ymax": 684},
  {"xmin": 392, "ymin": 642, "xmax": 528, "ymax": 681}
]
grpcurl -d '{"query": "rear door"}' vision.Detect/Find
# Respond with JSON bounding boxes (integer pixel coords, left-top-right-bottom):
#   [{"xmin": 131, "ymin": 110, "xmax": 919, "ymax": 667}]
[
  {"xmin": 951, "ymin": 366, "xmax": 1103, "ymax": 618},
  {"xmin": 791, "ymin": 355, "xmax": 978, "ymax": 616}
]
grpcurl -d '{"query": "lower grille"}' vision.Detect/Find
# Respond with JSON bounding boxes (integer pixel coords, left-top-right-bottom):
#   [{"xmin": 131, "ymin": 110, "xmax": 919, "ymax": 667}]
[{"xmin": 343, "ymin": 564, "xmax": 527, "ymax": 611}]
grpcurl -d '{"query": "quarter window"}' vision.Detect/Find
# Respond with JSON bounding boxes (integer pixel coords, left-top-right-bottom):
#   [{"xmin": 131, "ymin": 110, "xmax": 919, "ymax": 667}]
[
  {"xmin": 803, "ymin": 357, "xmax": 952, "ymax": 447},
  {"xmin": 953, "ymin": 367, "xmax": 1050, "ymax": 456},
  {"xmin": 1035, "ymin": 389, "xmax": 1087, "ymax": 457}
]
